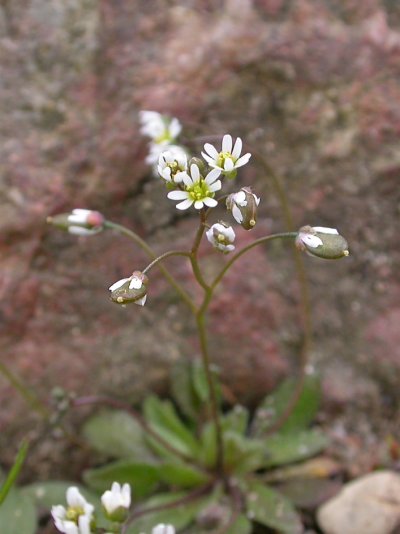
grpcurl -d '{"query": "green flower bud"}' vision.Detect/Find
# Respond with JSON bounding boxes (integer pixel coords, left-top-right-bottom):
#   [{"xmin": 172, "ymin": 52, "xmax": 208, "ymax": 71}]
[
  {"xmin": 296, "ymin": 226, "xmax": 349, "ymax": 259},
  {"xmin": 47, "ymin": 209, "xmax": 105, "ymax": 236},
  {"xmin": 109, "ymin": 271, "xmax": 149, "ymax": 306}
]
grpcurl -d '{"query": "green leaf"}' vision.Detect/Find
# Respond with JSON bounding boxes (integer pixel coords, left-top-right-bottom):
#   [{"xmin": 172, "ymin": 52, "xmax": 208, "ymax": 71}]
[
  {"xmin": 245, "ymin": 481, "xmax": 303, "ymax": 534},
  {"xmin": 125, "ymin": 491, "xmax": 206, "ymax": 534},
  {"xmin": 0, "ymin": 490, "xmax": 36, "ymax": 534},
  {"xmin": 262, "ymin": 430, "xmax": 329, "ymax": 467},
  {"xmin": 222, "ymin": 405, "xmax": 249, "ymax": 436},
  {"xmin": 275, "ymin": 477, "xmax": 342, "ymax": 509},
  {"xmin": 82, "ymin": 410, "xmax": 151, "ymax": 461},
  {"xmin": 227, "ymin": 514, "xmax": 253, "ymax": 533},
  {"xmin": 198, "ymin": 422, "xmax": 217, "ymax": 468},
  {"xmin": 0, "ymin": 439, "xmax": 29, "ymax": 506},
  {"xmin": 223, "ymin": 433, "xmax": 265, "ymax": 475},
  {"xmin": 170, "ymin": 360, "xmax": 199, "ymax": 421},
  {"xmin": 143, "ymin": 396, "xmax": 199, "ymax": 457},
  {"xmin": 83, "ymin": 460, "xmax": 159, "ymax": 498},
  {"xmin": 252, "ymin": 374, "xmax": 321, "ymax": 437},
  {"xmin": 156, "ymin": 463, "xmax": 211, "ymax": 489},
  {"xmin": 22, "ymin": 481, "xmax": 99, "ymax": 512},
  {"xmin": 192, "ymin": 360, "xmax": 221, "ymax": 408}
]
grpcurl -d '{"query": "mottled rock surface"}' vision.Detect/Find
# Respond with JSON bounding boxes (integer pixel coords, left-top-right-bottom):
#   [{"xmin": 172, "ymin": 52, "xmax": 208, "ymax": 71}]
[
  {"xmin": 1, "ymin": 0, "xmax": 400, "ymax": 479},
  {"xmin": 317, "ymin": 471, "xmax": 400, "ymax": 534}
]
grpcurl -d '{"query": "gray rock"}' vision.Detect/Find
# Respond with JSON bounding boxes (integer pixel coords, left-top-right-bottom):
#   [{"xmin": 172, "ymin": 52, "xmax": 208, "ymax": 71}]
[{"xmin": 317, "ymin": 471, "xmax": 400, "ymax": 534}]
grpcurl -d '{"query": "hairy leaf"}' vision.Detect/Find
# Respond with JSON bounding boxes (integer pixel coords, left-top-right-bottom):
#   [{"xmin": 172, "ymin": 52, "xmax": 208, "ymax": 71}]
[
  {"xmin": 0, "ymin": 490, "xmax": 36, "ymax": 534},
  {"xmin": 83, "ymin": 460, "xmax": 159, "ymax": 497},
  {"xmin": 262, "ymin": 430, "xmax": 329, "ymax": 468},
  {"xmin": 245, "ymin": 481, "xmax": 303, "ymax": 534}
]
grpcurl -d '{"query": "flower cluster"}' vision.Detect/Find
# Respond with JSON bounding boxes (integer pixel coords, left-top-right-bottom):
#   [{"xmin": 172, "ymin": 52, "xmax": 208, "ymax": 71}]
[
  {"xmin": 139, "ymin": 111, "xmax": 187, "ymax": 170},
  {"xmin": 52, "ymin": 483, "xmax": 174, "ymax": 534}
]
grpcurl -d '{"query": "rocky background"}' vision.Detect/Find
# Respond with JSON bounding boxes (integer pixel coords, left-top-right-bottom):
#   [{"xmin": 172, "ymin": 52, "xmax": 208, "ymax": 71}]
[{"xmin": 1, "ymin": 0, "xmax": 400, "ymax": 483}]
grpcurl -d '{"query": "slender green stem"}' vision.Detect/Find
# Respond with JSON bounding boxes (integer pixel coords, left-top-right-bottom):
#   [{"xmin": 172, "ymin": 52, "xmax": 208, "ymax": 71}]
[
  {"xmin": 190, "ymin": 211, "xmax": 210, "ymax": 290},
  {"xmin": 190, "ymin": 210, "xmax": 224, "ymax": 474},
  {"xmin": 142, "ymin": 250, "xmax": 190, "ymax": 275},
  {"xmin": 252, "ymin": 151, "xmax": 313, "ymax": 434},
  {"xmin": 196, "ymin": 301, "xmax": 224, "ymax": 474},
  {"xmin": 211, "ymin": 232, "xmax": 298, "ymax": 290},
  {"xmin": 104, "ymin": 220, "xmax": 196, "ymax": 313},
  {"xmin": 0, "ymin": 362, "xmax": 48, "ymax": 418}
]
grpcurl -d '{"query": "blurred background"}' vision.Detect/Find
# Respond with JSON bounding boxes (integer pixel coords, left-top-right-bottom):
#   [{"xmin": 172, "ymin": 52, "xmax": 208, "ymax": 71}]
[{"xmin": 0, "ymin": 0, "xmax": 399, "ymax": 482}]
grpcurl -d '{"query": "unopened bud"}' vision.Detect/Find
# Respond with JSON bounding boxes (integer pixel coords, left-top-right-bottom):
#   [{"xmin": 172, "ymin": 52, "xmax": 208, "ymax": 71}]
[
  {"xmin": 47, "ymin": 209, "xmax": 105, "ymax": 236},
  {"xmin": 189, "ymin": 157, "xmax": 206, "ymax": 174},
  {"xmin": 101, "ymin": 482, "xmax": 131, "ymax": 523},
  {"xmin": 109, "ymin": 271, "xmax": 148, "ymax": 306},
  {"xmin": 296, "ymin": 226, "xmax": 349, "ymax": 259},
  {"xmin": 226, "ymin": 187, "xmax": 260, "ymax": 230}
]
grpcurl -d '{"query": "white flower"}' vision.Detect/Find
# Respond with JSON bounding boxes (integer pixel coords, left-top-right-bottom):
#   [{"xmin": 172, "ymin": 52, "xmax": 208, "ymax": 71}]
[
  {"xmin": 101, "ymin": 482, "xmax": 131, "ymax": 521},
  {"xmin": 51, "ymin": 487, "xmax": 94, "ymax": 534},
  {"xmin": 151, "ymin": 525, "xmax": 175, "ymax": 534},
  {"xmin": 167, "ymin": 164, "xmax": 221, "ymax": 210},
  {"xmin": 157, "ymin": 148, "xmax": 188, "ymax": 184},
  {"xmin": 227, "ymin": 188, "xmax": 260, "ymax": 229},
  {"xmin": 206, "ymin": 223, "xmax": 236, "ymax": 253},
  {"xmin": 202, "ymin": 134, "xmax": 251, "ymax": 174},
  {"xmin": 139, "ymin": 111, "xmax": 181, "ymax": 144},
  {"xmin": 109, "ymin": 271, "xmax": 148, "ymax": 306}
]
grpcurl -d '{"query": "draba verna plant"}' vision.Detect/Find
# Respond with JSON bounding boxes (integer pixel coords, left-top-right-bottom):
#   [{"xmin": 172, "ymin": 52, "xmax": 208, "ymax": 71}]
[{"xmin": 42, "ymin": 111, "xmax": 349, "ymax": 534}]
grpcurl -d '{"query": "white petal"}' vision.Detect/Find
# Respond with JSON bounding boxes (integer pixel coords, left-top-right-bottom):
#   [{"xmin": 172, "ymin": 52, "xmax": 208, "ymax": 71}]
[
  {"xmin": 209, "ymin": 180, "xmax": 222, "ymax": 192},
  {"xmin": 78, "ymin": 514, "xmax": 92, "ymax": 534},
  {"xmin": 190, "ymin": 164, "xmax": 200, "ymax": 181},
  {"xmin": 109, "ymin": 278, "xmax": 129, "ymax": 291},
  {"xmin": 233, "ymin": 191, "xmax": 247, "ymax": 205},
  {"xmin": 135, "ymin": 295, "xmax": 147, "ymax": 306},
  {"xmin": 194, "ymin": 200, "xmax": 204, "ymax": 209},
  {"xmin": 232, "ymin": 137, "xmax": 242, "ymax": 158},
  {"xmin": 167, "ymin": 190, "xmax": 188, "ymax": 200},
  {"xmin": 203, "ymin": 197, "xmax": 217, "ymax": 207},
  {"xmin": 222, "ymin": 134, "xmax": 232, "ymax": 153},
  {"xmin": 232, "ymin": 204, "xmax": 243, "ymax": 223},
  {"xmin": 174, "ymin": 171, "xmax": 186, "ymax": 183},
  {"xmin": 64, "ymin": 522, "xmax": 79, "ymax": 534},
  {"xmin": 203, "ymin": 143, "xmax": 219, "ymax": 159},
  {"xmin": 312, "ymin": 226, "xmax": 338, "ymax": 234},
  {"xmin": 234, "ymin": 153, "xmax": 251, "ymax": 168},
  {"xmin": 224, "ymin": 158, "xmax": 234, "ymax": 172},
  {"xmin": 301, "ymin": 234, "xmax": 323, "ymax": 248},
  {"xmin": 204, "ymin": 168, "xmax": 221, "ymax": 184},
  {"xmin": 129, "ymin": 277, "xmax": 142, "ymax": 290},
  {"xmin": 225, "ymin": 226, "xmax": 236, "ymax": 241},
  {"xmin": 201, "ymin": 152, "xmax": 215, "ymax": 165},
  {"xmin": 176, "ymin": 198, "xmax": 193, "ymax": 210},
  {"xmin": 67, "ymin": 487, "xmax": 87, "ymax": 509},
  {"xmin": 205, "ymin": 228, "xmax": 215, "ymax": 243},
  {"xmin": 68, "ymin": 226, "xmax": 98, "ymax": 236},
  {"xmin": 169, "ymin": 118, "xmax": 182, "ymax": 138},
  {"xmin": 72, "ymin": 208, "xmax": 91, "ymax": 216},
  {"xmin": 182, "ymin": 171, "xmax": 193, "ymax": 187}
]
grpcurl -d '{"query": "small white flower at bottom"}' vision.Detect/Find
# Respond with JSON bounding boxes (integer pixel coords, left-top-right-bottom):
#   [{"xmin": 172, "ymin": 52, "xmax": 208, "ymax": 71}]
[
  {"xmin": 167, "ymin": 164, "xmax": 221, "ymax": 210},
  {"xmin": 51, "ymin": 487, "xmax": 94, "ymax": 534},
  {"xmin": 152, "ymin": 525, "xmax": 175, "ymax": 534},
  {"xmin": 101, "ymin": 482, "xmax": 131, "ymax": 521},
  {"xmin": 206, "ymin": 223, "xmax": 236, "ymax": 253}
]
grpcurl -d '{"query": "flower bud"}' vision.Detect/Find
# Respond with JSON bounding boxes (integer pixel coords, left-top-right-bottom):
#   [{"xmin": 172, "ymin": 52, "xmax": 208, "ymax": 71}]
[
  {"xmin": 206, "ymin": 222, "xmax": 235, "ymax": 254},
  {"xmin": 296, "ymin": 226, "xmax": 349, "ymax": 259},
  {"xmin": 189, "ymin": 157, "xmax": 207, "ymax": 175},
  {"xmin": 152, "ymin": 525, "xmax": 175, "ymax": 534},
  {"xmin": 109, "ymin": 271, "xmax": 148, "ymax": 306},
  {"xmin": 47, "ymin": 209, "xmax": 105, "ymax": 236},
  {"xmin": 101, "ymin": 482, "xmax": 131, "ymax": 523},
  {"xmin": 226, "ymin": 188, "xmax": 260, "ymax": 230}
]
